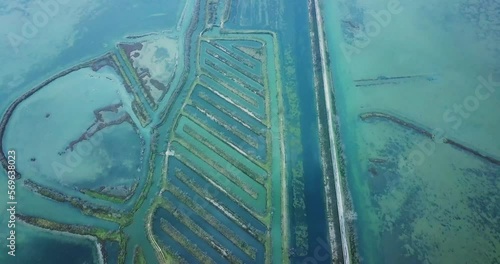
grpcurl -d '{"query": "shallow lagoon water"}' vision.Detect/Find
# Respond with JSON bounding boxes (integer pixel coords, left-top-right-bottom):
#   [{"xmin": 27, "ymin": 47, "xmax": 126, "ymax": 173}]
[
  {"xmin": 4, "ymin": 67, "xmax": 142, "ymax": 188},
  {"xmin": 322, "ymin": 0, "xmax": 500, "ymax": 263},
  {"xmin": 4, "ymin": 0, "xmax": 497, "ymax": 263},
  {"xmin": 4, "ymin": 1, "xmax": 330, "ymax": 263},
  {"xmin": 1, "ymin": 221, "xmax": 101, "ymax": 264}
]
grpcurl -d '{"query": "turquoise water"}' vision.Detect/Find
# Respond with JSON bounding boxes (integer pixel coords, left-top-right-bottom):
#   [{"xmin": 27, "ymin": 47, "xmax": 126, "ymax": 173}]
[
  {"xmin": 322, "ymin": 0, "xmax": 500, "ymax": 263},
  {"xmin": 8, "ymin": 0, "xmax": 499, "ymax": 263},
  {"xmin": 4, "ymin": 67, "xmax": 142, "ymax": 191},
  {"xmin": 2, "ymin": 222, "xmax": 100, "ymax": 264},
  {"xmin": 0, "ymin": 0, "xmax": 185, "ymax": 106},
  {"xmin": 0, "ymin": 1, "xmax": 185, "ymax": 263},
  {"xmin": 269, "ymin": 0, "xmax": 334, "ymax": 262}
]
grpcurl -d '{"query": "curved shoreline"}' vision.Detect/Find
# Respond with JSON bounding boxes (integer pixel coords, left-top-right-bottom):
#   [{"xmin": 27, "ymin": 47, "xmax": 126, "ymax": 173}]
[
  {"xmin": 2, "ymin": 1, "xmax": 292, "ymax": 263},
  {"xmin": 18, "ymin": 217, "xmax": 106, "ymax": 264},
  {"xmin": 0, "ymin": 53, "xmax": 114, "ymax": 178},
  {"xmin": 360, "ymin": 111, "xmax": 500, "ymax": 165},
  {"xmin": 17, "ymin": 214, "xmax": 127, "ymax": 264},
  {"xmin": 360, "ymin": 112, "xmax": 432, "ymax": 138}
]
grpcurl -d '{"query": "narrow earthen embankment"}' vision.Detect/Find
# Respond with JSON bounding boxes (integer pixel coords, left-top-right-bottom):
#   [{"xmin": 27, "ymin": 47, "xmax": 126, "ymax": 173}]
[{"xmin": 311, "ymin": 0, "xmax": 351, "ymax": 263}]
